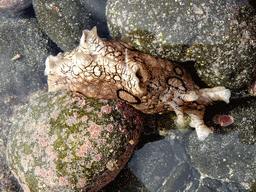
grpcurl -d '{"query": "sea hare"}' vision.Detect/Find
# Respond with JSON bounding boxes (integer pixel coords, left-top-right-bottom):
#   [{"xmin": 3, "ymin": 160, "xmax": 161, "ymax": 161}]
[{"xmin": 45, "ymin": 27, "xmax": 231, "ymax": 141}]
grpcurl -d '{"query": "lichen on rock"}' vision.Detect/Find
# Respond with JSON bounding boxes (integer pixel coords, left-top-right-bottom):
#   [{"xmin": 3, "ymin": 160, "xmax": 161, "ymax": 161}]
[
  {"xmin": 7, "ymin": 90, "xmax": 143, "ymax": 192},
  {"xmin": 106, "ymin": 0, "xmax": 256, "ymax": 91}
]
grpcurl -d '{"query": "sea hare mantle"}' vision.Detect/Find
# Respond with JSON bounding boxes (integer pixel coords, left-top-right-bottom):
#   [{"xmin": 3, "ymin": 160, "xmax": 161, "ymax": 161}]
[{"xmin": 45, "ymin": 26, "xmax": 231, "ymax": 141}]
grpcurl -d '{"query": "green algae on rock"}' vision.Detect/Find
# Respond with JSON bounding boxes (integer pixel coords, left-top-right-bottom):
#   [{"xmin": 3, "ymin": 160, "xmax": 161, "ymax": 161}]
[
  {"xmin": 187, "ymin": 4, "xmax": 256, "ymax": 90},
  {"xmin": 184, "ymin": 4, "xmax": 256, "ymax": 90},
  {"xmin": 7, "ymin": 90, "xmax": 143, "ymax": 192},
  {"xmin": 106, "ymin": 0, "xmax": 199, "ymax": 61},
  {"xmin": 106, "ymin": 0, "xmax": 248, "ymax": 59},
  {"xmin": 107, "ymin": 0, "xmax": 256, "ymax": 90}
]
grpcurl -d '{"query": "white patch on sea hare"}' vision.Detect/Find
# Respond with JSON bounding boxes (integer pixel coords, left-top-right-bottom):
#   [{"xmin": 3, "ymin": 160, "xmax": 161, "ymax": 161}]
[{"xmin": 45, "ymin": 26, "xmax": 231, "ymax": 141}]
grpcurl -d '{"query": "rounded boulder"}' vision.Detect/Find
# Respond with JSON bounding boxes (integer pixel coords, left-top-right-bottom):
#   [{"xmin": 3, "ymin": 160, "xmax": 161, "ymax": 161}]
[{"xmin": 7, "ymin": 90, "xmax": 143, "ymax": 191}]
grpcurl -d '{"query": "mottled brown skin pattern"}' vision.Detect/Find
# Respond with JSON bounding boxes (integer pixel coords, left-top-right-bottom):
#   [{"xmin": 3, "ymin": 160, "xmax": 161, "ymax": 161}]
[{"xmin": 45, "ymin": 27, "xmax": 231, "ymax": 141}]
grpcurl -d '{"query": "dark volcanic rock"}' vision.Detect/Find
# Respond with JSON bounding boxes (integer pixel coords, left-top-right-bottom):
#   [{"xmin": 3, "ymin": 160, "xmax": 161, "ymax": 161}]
[
  {"xmin": 32, "ymin": 0, "xmax": 110, "ymax": 51},
  {"xmin": 185, "ymin": 131, "xmax": 256, "ymax": 184},
  {"xmin": 106, "ymin": 0, "xmax": 256, "ymax": 90},
  {"xmin": 0, "ymin": 16, "xmax": 57, "ymax": 96}
]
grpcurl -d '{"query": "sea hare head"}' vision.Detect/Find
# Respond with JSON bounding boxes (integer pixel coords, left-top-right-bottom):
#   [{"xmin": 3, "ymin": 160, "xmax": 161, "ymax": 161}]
[{"xmin": 45, "ymin": 27, "xmax": 150, "ymax": 100}]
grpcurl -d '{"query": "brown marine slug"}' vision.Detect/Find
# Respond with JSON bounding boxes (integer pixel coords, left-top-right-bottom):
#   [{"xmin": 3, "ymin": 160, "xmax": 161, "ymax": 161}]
[{"xmin": 45, "ymin": 27, "xmax": 231, "ymax": 141}]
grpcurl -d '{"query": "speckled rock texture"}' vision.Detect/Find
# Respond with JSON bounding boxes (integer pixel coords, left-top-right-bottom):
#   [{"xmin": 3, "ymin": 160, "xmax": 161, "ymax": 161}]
[
  {"xmin": 217, "ymin": 98, "xmax": 256, "ymax": 145},
  {"xmin": 106, "ymin": 0, "xmax": 256, "ymax": 90},
  {"xmin": 7, "ymin": 90, "xmax": 143, "ymax": 192},
  {"xmin": 32, "ymin": 0, "xmax": 110, "ymax": 51},
  {"xmin": 0, "ymin": 16, "xmax": 58, "ymax": 96},
  {"xmin": 188, "ymin": 4, "xmax": 256, "ymax": 89},
  {"xmin": 186, "ymin": 131, "xmax": 256, "ymax": 186}
]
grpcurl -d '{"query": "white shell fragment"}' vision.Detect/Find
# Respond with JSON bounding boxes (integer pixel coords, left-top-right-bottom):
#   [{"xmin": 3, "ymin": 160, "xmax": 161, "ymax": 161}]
[
  {"xmin": 45, "ymin": 26, "xmax": 231, "ymax": 141},
  {"xmin": 11, "ymin": 54, "xmax": 22, "ymax": 61}
]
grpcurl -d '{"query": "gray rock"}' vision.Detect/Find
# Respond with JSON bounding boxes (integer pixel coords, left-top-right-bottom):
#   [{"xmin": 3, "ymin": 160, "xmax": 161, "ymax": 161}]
[
  {"xmin": 106, "ymin": 0, "xmax": 255, "ymax": 90},
  {"xmin": 0, "ymin": 0, "xmax": 32, "ymax": 15},
  {"xmin": 217, "ymin": 182, "xmax": 231, "ymax": 192},
  {"xmin": 99, "ymin": 166, "xmax": 149, "ymax": 192},
  {"xmin": 202, "ymin": 177, "xmax": 222, "ymax": 190},
  {"xmin": 196, "ymin": 185, "xmax": 213, "ymax": 192},
  {"xmin": 128, "ymin": 130, "xmax": 196, "ymax": 192},
  {"xmin": 185, "ymin": 131, "xmax": 256, "ymax": 184},
  {"xmin": 190, "ymin": 3, "xmax": 256, "ymax": 89},
  {"xmin": 128, "ymin": 138, "xmax": 179, "ymax": 192},
  {"xmin": 32, "ymin": 0, "xmax": 109, "ymax": 51},
  {"xmin": 0, "ymin": 16, "xmax": 57, "ymax": 95},
  {"xmin": 157, "ymin": 163, "xmax": 192, "ymax": 192},
  {"xmin": 227, "ymin": 182, "xmax": 247, "ymax": 192},
  {"xmin": 228, "ymin": 99, "xmax": 256, "ymax": 145}
]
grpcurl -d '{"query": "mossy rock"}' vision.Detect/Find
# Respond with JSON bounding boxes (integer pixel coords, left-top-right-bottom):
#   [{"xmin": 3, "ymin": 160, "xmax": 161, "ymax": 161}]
[
  {"xmin": 107, "ymin": 0, "xmax": 256, "ymax": 90},
  {"xmin": 187, "ymin": 4, "xmax": 256, "ymax": 89},
  {"xmin": 7, "ymin": 90, "xmax": 143, "ymax": 192}
]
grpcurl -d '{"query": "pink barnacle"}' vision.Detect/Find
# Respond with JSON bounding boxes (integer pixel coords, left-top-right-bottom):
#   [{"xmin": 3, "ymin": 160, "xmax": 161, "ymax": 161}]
[
  {"xmin": 76, "ymin": 179, "xmax": 87, "ymax": 188},
  {"xmin": 48, "ymin": 169, "xmax": 54, "ymax": 177},
  {"xmin": 94, "ymin": 154, "xmax": 102, "ymax": 161},
  {"xmin": 59, "ymin": 177, "xmax": 69, "ymax": 186},
  {"xmin": 44, "ymin": 178, "xmax": 50, "ymax": 184},
  {"xmin": 81, "ymin": 115, "xmax": 88, "ymax": 123},
  {"xmin": 80, "ymin": 144, "xmax": 88, "ymax": 153},
  {"xmin": 101, "ymin": 104, "xmax": 112, "ymax": 114},
  {"xmin": 89, "ymin": 123, "xmax": 102, "ymax": 139},
  {"xmin": 75, "ymin": 151, "xmax": 85, "ymax": 157},
  {"xmin": 213, "ymin": 114, "xmax": 234, "ymax": 127},
  {"xmin": 73, "ymin": 97, "xmax": 80, "ymax": 101},
  {"xmin": 106, "ymin": 124, "xmax": 114, "ymax": 132},
  {"xmin": 86, "ymin": 107, "xmax": 94, "ymax": 112},
  {"xmin": 78, "ymin": 100, "xmax": 86, "ymax": 107},
  {"xmin": 98, "ymin": 112, "xmax": 102, "ymax": 118},
  {"xmin": 40, "ymin": 168, "xmax": 47, "ymax": 178},
  {"xmin": 35, "ymin": 166, "xmax": 41, "ymax": 175},
  {"xmin": 35, "ymin": 166, "xmax": 47, "ymax": 177},
  {"xmin": 73, "ymin": 112, "xmax": 78, "ymax": 118},
  {"xmin": 38, "ymin": 137, "xmax": 47, "ymax": 147}
]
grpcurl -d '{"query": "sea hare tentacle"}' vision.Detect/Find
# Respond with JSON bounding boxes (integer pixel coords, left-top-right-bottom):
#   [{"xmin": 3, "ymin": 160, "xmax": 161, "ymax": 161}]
[{"xmin": 45, "ymin": 26, "xmax": 231, "ymax": 141}]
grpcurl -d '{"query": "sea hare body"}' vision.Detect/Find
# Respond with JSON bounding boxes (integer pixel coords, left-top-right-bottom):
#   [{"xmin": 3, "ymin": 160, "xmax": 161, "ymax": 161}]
[{"xmin": 45, "ymin": 27, "xmax": 231, "ymax": 141}]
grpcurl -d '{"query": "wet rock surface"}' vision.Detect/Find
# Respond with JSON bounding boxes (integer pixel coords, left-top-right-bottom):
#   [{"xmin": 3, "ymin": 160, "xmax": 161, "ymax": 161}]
[
  {"xmin": 32, "ymin": 0, "xmax": 110, "ymax": 51},
  {"xmin": 186, "ymin": 131, "xmax": 256, "ymax": 184},
  {"xmin": 0, "ymin": 16, "xmax": 58, "ymax": 96},
  {"xmin": 129, "ymin": 129, "xmax": 256, "ymax": 192}
]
